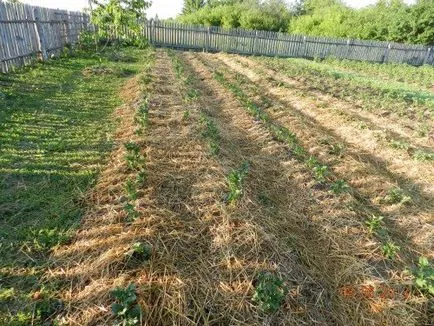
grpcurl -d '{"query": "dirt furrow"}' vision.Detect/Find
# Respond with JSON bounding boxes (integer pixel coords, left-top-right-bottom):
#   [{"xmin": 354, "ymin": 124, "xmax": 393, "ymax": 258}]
[
  {"xmin": 46, "ymin": 50, "xmax": 228, "ymax": 325},
  {"xmin": 179, "ymin": 51, "xmax": 430, "ymax": 326},
  {"xmin": 202, "ymin": 52, "xmax": 434, "ymax": 258},
  {"xmin": 239, "ymin": 55, "xmax": 434, "ymax": 150}
]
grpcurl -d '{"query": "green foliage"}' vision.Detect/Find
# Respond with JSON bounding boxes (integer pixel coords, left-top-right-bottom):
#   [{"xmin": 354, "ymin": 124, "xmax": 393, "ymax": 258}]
[
  {"xmin": 328, "ymin": 143, "xmax": 345, "ymax": 157},
  {"xmin": 313, "ymin": 165, "xmax": 329, "ymax": 184},
  {"xmin": 201, "ymin": 114, "xmax": 221, "ymax": 155},
  {"xmin": 330, "ymin": 179, "xmax": 349, "ymax": 194},
  {"xmin": 0, "ymin": 47, "xmax": 149, "ymax": 324},
  {"xmin": 365, "ymin": 215, "xmax": 384, "ymax": 234},
  {"xmin": 126, "ymin": 242, "xmax": 153, "ymax": 261},
  {"xmin": 124, "ymin": 142, "xmax": 145, "ymax": 171},
  {"xmin": 411, "ymin": 257, "xmax": 434, "ymax": 295},
  {"xmin": 226, "ymin": 161, "xmax": 250, "ymax": 203},
  {"xmin": 111, "ymin": 284, "xmax": 141, "ymax": 325},
  {"xmin": 183, "ymin": 0, "xmax": 206, "ymax": 14},
  {"xmin": 125, "ymin": 178, "xmax": 138, "ymax": 201},
  {"xmin": 383, "ymin": 187, "xmax": 412, "ymax": 205},
  {"xmin": 288, "ymin": 0, "xmax": 434, "ymax": 45},
  {"xmin": 90, "ymin": 0, "xmax": 151, "ymax": 44},
  {"xmin": 381, "ymin": 241, "xmax": 400, "ymax": 259},
  {"xmin": 253, "ymin": 272, "xmax": 287, "ymax": 313},
  {"xmin": 180, "ymin": 0, "xmax": 292, "ymax": 32},
  {"xmin": 413, "ymin": 150, "xmax": 434, "ymax": 161},
  {"xmin": 124, "ymin": 202, "xmax": 140, "ymax": 222}
]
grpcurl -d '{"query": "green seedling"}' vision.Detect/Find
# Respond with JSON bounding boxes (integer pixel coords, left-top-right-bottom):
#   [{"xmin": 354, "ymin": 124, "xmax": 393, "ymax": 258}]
[
  {"xmin": 111, "ymin": 284, "xmax": 141, "ymax": 326},
  {"xmin": 384, "ymin": 187, "xmax": 412, "ymax": 205},
  {"xmin": 32, "ymin": 228, "xmax": 69, "ymax": 251},
  {"xmin": 201, "ymin": 114, "xmax": 220, "ymax": 155},
  {"xmin": 381, "ymin": 241, "xmax": 400, "ymax": 259},
  {"xmin": 364, "ymin": 215, "xmax": 386, "ymax": 235},
  {"xmin": 135, "ymin": 101, "xmax": 149, "ymax": 128},
  {"xmin": 183, "ymin": 110, "xmax": 190, "ymax": 120},
  {"xmin": 292, "ymin": 144, "xmax": 306, "ymax": 159},
  {"xmin": 124, "ymin": 142, "xmax": 145, "ymax": 171},
  {"xmin": 313, "ymin": 165, "xmax": 329, "ymax": 184},
  {"xmin": 390, "ymin": 140, "xmax": 410, "ymax": 150},
  {"xmin": 410, "ymin": 257, "xmax": 434, "ymax": 295},
  {"xmin": 126, "ymin": 242, "xmax": 152, "ymax": 261},
  {"xmin": 328, "ymin": 143, "xmax": 346, "ymax": 157},
  {"xmin": 330, "ymin": 179, "xmax": 350, "ymax": 194},
  {"xmin": 306, "ymin": 156, "xmax": 319, "ymax": 168},
  {"xmin": 125, "ymin": 178, "xmax": 138, "ymax": 201},
  {"xmin": 226, "ymin": 162, "xmax": 250, "ymax": 204},
  {"xmin": 185, "ymin": 88, "xmax": 199, "ymax": 102},
  {"xmin": 253, "ymin": 272, "xmax": 287, "ymax": 313},
  {"xmin": 124, "ymin": 202, "xmax": 140, "ymax": 222},
  {"xmin": 136, "ymin": 170, "xmax": 147, "ymax": 186},
  {"xmin": 413, "ymin": 150, "xmax": 434, "ymax": 161}
]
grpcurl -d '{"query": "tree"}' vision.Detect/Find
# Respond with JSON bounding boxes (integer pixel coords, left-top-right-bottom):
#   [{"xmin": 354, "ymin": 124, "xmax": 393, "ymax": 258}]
[
  {"xmin": 90, "ymin": 0, "xmax": 151, "ymax": 40},
  {"xmin": 183, "ymin": 0, "xmax": 205, "ymax": 14}
]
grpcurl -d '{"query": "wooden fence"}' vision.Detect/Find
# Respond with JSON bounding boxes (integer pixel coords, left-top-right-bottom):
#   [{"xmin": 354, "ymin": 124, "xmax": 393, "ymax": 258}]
[
  {"xmin": 144, "ymin": 20, "xmax": 434, "ymax": 66},
  {"xmin": 0, "ymin": 1, "xmax": 90, "ymax": 73}
]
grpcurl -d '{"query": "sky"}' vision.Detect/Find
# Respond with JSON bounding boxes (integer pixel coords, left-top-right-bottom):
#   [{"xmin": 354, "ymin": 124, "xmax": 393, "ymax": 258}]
[{"xmin": 20, "ymin": 0, "xmax": 416, "ymax": 18}]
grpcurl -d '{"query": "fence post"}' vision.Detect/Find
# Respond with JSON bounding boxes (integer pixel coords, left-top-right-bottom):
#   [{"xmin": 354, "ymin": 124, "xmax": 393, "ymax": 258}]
[
  {"xmin": 423, "ymin": 47, "xmax": 431, "ymax": 65},
  {"xmin": 64, "ymin": 13, "xmax": 71, "ymax": 46},
  {"xmin": 206, "ymin": 26, "xmax": 211, "ymax": 52},
  {"xmin": 251, "ymin": 30, "xmax": 258, "ymax": 55},
  {"xmin": 382, "ymin": 43, "xmax": 391, "ymax": 63},
  {"xmin": 34, "ymin": 8, "xmax": 48, "ymax": 60},
  {"xmin": 346, "ymin": 38, "xmax": 351, "ymax": 59},
  {"xmin": 148, "ymin": 19, "xmax": 153, "ymax": 45},
  {"xmin": 302, "ymin": 36, "xmax": 307, "ymax": 58}
]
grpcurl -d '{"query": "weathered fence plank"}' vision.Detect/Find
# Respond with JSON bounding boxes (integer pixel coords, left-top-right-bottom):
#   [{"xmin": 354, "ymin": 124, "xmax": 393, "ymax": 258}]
[
  {"xmin": 0, "ymin": 1, "xmax": 90, "ymax": 72},
  {"xmin": 144, "ymin": 20, "xmax": 434, "ymax": 66}
]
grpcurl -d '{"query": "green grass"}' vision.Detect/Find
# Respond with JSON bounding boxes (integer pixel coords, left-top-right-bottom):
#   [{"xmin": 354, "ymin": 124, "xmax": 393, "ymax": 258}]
[{"xmin": 0, "ymin": 47, "xmax": 149, "ymax": 324}]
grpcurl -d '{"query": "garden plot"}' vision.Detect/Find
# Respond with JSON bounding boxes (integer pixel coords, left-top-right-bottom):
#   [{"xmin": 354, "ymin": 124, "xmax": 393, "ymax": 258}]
[{"xmin": 1, "ymin": 48, "xmax": 432, "ymax": 325}]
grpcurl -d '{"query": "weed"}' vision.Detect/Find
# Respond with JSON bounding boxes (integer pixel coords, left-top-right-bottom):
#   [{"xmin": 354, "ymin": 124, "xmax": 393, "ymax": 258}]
[
  {"xmin": 253, "ymin": 272, "xmax": 287, "ymax": 313},
  {"xmin": 383, "ymin": 187, "xmax": 412, "ymax": 205},
  {"xmin": 226, "ymin": 162, "xmax": 250, "ymax": 204},
  {"xmin": 111, "ymin": 284, "xmax": 141, "ymax": 326},
  {"xmin": 358, "ymin": 122, "xmax": 368, "ymax": 129},
  {"xmin": 410, "ymin": 257, "xmax": 434, "ymax": 295},
  {"xmin": 381, "ymin": 241, "xmax": 400, "ymax": 259},
  {"xmin": 330, "ymin": 179, "xmax": 350, "ymax": 194},
  {"xmin": 313, "ymin": 165, "xmax": 329, "ymax": 184},
  {"xmin": 365, "ymin": 215, "xmax": 384, "ymax": 234}
]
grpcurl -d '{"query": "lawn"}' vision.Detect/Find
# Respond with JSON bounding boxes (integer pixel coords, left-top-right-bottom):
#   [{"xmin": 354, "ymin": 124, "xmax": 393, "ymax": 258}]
[{"xmin": 0, "ymin": 47, "xmax": 148, "ymax": 324}]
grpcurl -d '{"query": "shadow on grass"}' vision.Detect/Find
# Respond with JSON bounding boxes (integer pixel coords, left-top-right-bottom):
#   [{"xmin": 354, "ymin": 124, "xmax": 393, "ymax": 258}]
[{"xmin": 0, "ymin": 47, "xmax": 146, "ymax": 324}]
